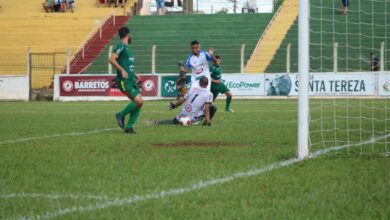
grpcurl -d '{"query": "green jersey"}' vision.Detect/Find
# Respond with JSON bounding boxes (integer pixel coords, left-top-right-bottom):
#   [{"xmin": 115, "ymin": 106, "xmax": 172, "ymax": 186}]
[
  {"xmin": 210, "ymin": 64, "xmax": 222, "ymax": 81},
  {"xmin": 113, "ymin": 42, "xmax": 136, "ymax": 82}
]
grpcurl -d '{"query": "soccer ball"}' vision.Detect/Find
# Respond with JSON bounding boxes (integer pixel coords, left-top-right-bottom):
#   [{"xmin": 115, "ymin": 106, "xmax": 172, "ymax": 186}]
[{"xmin": 179, "ymin": 117, "xmax": 191, "ymax": 126}]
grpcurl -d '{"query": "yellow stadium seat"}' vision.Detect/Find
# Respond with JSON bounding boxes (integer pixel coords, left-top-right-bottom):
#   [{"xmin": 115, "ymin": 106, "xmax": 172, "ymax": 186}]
[{"xmin": 0, "ymin": 0, "xmax": 123, "ymax": 88}]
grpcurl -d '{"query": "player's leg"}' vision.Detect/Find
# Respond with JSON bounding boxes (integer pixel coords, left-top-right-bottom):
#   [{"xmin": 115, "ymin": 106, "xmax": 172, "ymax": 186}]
[
  {"xmin": 225, "ymin": 91, "xmax": 234, "ymax": 113},
  {"xmin": 70, "ymin": 1, "xmax": 74, "ymax": 12},
  {"xmin": 116, "ymin": 81, "xmax": 143, "ymax": 133},
  {"xmin": 155, "ymin": 117, "xmax": 180, "ymax": 125},
  {"xmin": 210, "ymin": 82, "xmax": 220, "ymax": 102},
  {"xmin": 341, "ymin": 0, "xmax": 347, "ymax": 14},
  {"xmin": 125, "ymin": 92, "xmax": 143, "ymax": 134},
  {"xmin": 219, "ymin": 83, "xmax": 234, "ymax": 113},
  {"xmin": 116, "ymin": 81, "xmax": 133, "ymax": 129},
  {"xmin": 194, "ymin": 105, "xmax": 218, "ymax": 124},
  {"xmin": 209, "ymin": 104, "xmax": 218, "ymax": 119}
]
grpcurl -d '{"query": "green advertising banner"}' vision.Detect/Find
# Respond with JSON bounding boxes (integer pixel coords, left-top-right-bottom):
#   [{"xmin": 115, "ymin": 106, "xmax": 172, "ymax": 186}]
[{"xmin": 161, "ymin": 75, "xmax": 191, "ymax": 97}]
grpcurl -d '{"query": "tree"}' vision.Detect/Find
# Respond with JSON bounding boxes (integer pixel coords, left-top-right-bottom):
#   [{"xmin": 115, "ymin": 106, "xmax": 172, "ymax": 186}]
[{"xmin": 216, "ymin": 7, "xmax": 229, "ymax": 14}]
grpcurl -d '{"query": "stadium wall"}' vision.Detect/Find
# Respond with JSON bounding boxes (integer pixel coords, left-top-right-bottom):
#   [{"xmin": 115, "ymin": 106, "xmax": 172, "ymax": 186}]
[
  {"xmin": 53, "ymin": 73, "xmax": 390, "ymax": 101},
  {"xmin": 0, "ymin": 75, "xmax": 29, "ymax": 101}
]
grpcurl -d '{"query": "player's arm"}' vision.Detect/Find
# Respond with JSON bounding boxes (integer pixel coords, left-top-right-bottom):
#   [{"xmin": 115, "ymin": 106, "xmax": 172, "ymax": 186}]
[
  {"xmin": 203, "ymin": 93, "xmax": 213, "ymax": 126},
  {"xmin": 180, "ymin": 57, "xmax": 192, "ymax": 73},
  {"xmin": 108, "ymin": 53, "xmax": 128, "ymax": 79},
  {"xmin": 179, "ymin": 66, "xmax": 189, "ymax": 73},
  {"xmin": 207, "ymin": 48, "xmax": 217, "ymax": 63},
  {"xmin": 169, "ymin": 97, "xmax": 186, "ymax": 110},
  {"xmin": 203, "ymin": 102, "xmax": 211, "ymax": 126}
]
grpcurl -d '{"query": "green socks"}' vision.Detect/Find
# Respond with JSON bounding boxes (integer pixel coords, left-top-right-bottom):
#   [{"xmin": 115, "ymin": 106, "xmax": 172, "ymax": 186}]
[
  {"xmin": 119, "ymin": 102, "xmax": 137, "ymax": 117},
  {"xmin": 118, "ymin": 102, "xmax": 141, "ymax": 129},
  {"xmin": 126, "ymin": 107, "xmax": 140, "ymax": 129},
  {"xmin": 225, "ymin": 96, "xmax": 232, "ymax": 110}
]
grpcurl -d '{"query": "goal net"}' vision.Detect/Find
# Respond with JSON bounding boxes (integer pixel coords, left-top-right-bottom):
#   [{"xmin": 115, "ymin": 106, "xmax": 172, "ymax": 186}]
[{"xmin": 300, "ymin": 0, "xmax": 390, "ymax": 156}]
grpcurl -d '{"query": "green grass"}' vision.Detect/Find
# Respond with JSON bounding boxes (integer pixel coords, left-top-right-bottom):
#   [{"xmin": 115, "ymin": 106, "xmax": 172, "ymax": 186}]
[
  {"xmin": 0, "ymin": 100, "xmax": 389, "ymax": 219},
  {"xmin": 266, "ymin": 0, "xmax": 390, "ymax": 73}
]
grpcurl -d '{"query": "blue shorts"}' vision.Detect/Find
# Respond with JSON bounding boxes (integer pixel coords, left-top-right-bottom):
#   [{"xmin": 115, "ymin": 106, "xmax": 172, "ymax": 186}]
[
  {"xmin": 342, "ymin": 0, "xmax": 349, "ymax": 7},
  {"xmin": 156, "ymin": 0, "xmax": 165, "ymax": 9}
]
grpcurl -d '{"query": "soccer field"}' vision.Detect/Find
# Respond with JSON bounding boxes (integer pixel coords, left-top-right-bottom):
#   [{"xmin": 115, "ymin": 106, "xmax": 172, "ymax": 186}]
[{"xmin": 0, "ymin": 100, "xmax": 389, "ymax": 219}]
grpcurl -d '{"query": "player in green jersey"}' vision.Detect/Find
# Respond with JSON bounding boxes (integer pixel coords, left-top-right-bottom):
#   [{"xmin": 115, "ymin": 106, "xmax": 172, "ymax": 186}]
[
  {"xmin": 109, "ymin": 27, "xmax": 143, "ymax": 134},
  {"xmin": 210, "ymin": 55, "xmax": 234, "ymax": 113}
]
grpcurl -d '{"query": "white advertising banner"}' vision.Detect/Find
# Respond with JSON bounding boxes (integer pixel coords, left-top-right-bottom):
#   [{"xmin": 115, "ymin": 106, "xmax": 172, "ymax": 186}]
[
  {"xmin": 265, "ymin": 73, "xmax": 376, "ymax": 96},
  {"xmin": 378, "ymin": 73, "xmax": 390, "ymax": 96},
  {"xmin": 0, "ymin": 75, "xmax": 29, "ymax": 101},
  {"xmin": 221, "ymin": 74, "xmax": 265, "ymax": 96}
]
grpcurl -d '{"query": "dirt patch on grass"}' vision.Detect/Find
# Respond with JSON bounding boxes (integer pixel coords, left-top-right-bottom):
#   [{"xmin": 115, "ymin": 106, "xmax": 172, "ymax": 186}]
[{"xmin": 152, "ymin": 141, "xmax": 251, "ymax": 148}]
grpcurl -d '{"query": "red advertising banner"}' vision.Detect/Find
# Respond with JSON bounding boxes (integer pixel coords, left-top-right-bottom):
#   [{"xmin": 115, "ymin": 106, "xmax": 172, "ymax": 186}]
[{"xmin": 59, "ymin": 75, "xmax": 158, "ymax": 97}]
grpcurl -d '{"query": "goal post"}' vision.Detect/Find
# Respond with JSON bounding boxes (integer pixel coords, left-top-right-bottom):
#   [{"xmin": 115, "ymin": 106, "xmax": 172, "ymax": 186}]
[
  {"xmin": 298, "ymin": 0, "xmax": 390, "ymax": 158},
  {"xmin": 297, "ymin": 0, "xmax": 310, "ymax": 159}
]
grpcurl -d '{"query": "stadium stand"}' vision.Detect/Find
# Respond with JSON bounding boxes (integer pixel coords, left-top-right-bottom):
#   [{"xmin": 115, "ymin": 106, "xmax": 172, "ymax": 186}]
[
  {"xmin": 68, "ymin": 15, "xmax": 130, "ymax": 74},
  {"xmin": 0, "ymin": 0, "xmax": 125, "ymax": 88},
  {"xmin": 86, "ymin": 13, "xmax": 277, "ymax": 74},
  {"xmin": 244, "ymin": 0, "xmax": 297, "ymax": 73},
  {"xmin": 266, "ymin": 0, "xmax": 389, "ymax": 73}
]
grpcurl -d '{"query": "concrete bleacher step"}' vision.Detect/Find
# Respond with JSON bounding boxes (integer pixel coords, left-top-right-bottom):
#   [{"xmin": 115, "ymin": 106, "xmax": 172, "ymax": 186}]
[
  {"xmin": 86, "ymin": 13, "xmax": 276, "ymax": 74},
  {"xmin": 245, "ymin": 0, "xmax": 298, "ymax": 73}
]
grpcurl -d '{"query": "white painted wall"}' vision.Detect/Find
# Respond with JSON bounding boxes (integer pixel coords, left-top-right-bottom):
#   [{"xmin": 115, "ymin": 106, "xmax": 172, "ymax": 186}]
[{"xmin": 0, "ymin": 75, "xmax": 29, "ymax": 101}]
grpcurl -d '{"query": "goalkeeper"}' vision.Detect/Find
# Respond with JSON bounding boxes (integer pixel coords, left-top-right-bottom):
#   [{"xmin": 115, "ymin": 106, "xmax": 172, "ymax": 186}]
[
  {"xmin": 210, "ymin": 55, "xmax": 234, "ymax": 113},
  {"xmin": 155, "ymin": 77, "xmax": 217, "ymax": 126}
]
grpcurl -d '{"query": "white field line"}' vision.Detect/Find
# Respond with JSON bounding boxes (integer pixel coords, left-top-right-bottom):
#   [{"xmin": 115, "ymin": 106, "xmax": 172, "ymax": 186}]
[
  {"xmin": 0, "ymin": 128, "xmax": 119, "ymax": 145},
  {"xmin": 0, "ymin": 193, "xmax": 111, "ymax": 201},
  {"xmin": 21, "ymin": 133, "xmax": 390, "ymax": 220}
]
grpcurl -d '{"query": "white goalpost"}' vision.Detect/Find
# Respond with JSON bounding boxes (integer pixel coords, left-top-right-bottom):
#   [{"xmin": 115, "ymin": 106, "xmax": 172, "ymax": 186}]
[
  {"xmin": 297, "ymin": 0, "xmax": 390, "ymax": 159},
  {"xmin": 297, "ymin": 0, "xmax": 310, "ymax": 159}
]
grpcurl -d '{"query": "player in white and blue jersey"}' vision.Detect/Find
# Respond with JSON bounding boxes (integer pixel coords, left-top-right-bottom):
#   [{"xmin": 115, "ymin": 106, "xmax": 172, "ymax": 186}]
[{"xmin": 180, "ymin": 40, "xmax": 216, "ymax": 90}]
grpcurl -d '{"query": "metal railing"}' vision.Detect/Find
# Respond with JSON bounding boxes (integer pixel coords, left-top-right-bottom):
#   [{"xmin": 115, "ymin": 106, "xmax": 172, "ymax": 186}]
[{"xmin": 68, "ymin": 10, "xmax": 115, "ymax": 74}]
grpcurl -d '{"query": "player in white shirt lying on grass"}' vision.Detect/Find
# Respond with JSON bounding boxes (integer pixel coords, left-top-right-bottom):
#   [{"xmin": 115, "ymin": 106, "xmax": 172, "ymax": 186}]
[
  {"xmin": 155, "ymin": 76, "xmax": 217, "ymax": 126},
  {"xmin": 180, "ymin": 40, "xmax": 217, "ymax": 91}
]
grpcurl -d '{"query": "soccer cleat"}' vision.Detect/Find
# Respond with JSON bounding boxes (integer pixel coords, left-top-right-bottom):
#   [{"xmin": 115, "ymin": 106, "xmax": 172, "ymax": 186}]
[
  {"xmin": 226, "ymin": 108, "xmax": 235, "ymax": 113},
  {"xmin": 124, "ymin": 128, "xmax": 136, "ymax": 134},
  {"xmin": 115, "ymin": 113, "xmax": 125, "ymax": 129}
]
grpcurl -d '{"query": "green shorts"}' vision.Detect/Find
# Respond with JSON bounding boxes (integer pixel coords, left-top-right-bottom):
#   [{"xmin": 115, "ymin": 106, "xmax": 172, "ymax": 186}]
[
  {"xmin": 211, "ymin": 82, "xmax": 229, "ymax": 96},
  {"xmin": 118, "ymin": 80, "xmax": 141, "ymax": 100}
]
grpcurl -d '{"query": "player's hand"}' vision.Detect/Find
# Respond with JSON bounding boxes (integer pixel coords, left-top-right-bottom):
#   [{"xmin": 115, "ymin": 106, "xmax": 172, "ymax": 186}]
[
  {"xmin": 121, "ymin": 69, "xmax": 128, "ymax": 79},
  {"xmin": 179, "ymin": 66, "xmax": 186, "ymax": 72},
  {"xmin": 168, "ymin": 102, "xmax": 176, "ymax": 110},
  {"xmin": 208, "ymin": 48, "xmax": 215, "ymax": 55}
]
